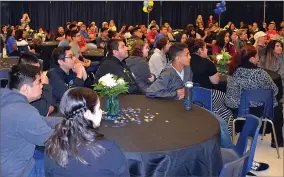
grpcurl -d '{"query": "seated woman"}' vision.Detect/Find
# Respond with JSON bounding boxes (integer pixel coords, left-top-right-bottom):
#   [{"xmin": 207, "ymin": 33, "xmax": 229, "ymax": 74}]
[
  {"xmin": 148, "ymin": 37, "xmax": 171, "ymax": 78},
  {"xmin": 15, "ymin": 29, "xmax": 35, "ymax": 54},
  {"xmin": 186, "ymin": 38, "xmax": 219, "ymax": 89},
  {"xmin": 5, "ymin": 28, "xmax": 19, "ymax": 56},
  {"xmin": 186, "ymin": 38, "xmax": 234, "ymax": 135},
  {"xmin": 175, "ymin": 33, "xmax": 188, "ymax": 43},
  {"xmin": 44, "ymin": 87, "xmax": 130, "ymax": 177},
  {"xmin": 225, "ymin": 45, "xmax": 283, "ymax": 148},
  {"xmin": 212, "ymin": 30, "xmax": 236, "ymax": 57},
  {"xmin": 126, "ymin": 40, "xmax": 155, "ymax": 94},
  {"xmin": 88, "ymin": 24, "xmax": 97, "ymax": 43},
  {"xmin": 259, "ymin": 40, "xmax": 284, "ymax": 98}
]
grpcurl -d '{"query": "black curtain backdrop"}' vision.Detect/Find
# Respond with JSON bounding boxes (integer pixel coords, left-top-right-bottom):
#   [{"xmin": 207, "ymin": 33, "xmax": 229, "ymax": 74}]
[{"xmin": 1, "ymin": 1, "xmax": 283, "ymax": 32}]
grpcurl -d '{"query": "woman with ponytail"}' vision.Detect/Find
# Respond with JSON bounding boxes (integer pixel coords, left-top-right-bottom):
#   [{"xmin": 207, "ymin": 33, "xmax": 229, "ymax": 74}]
[
  {"xmin": 225, "ymin": 45, "xmax": 283, "ymax": 148},
  {"xmin": 44, "ymin": 88, "xmax": 129, "ymax": 177}
]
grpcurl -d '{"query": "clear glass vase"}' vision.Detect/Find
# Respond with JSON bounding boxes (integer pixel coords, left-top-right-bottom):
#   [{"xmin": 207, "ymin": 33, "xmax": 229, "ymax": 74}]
[
  {"xmin": 106, "ymin": 95, "xmax": 120, "ymax": 117},
  {"xmin": 219, "ymin": 63, "xmax": 227, "ymax": 74}
]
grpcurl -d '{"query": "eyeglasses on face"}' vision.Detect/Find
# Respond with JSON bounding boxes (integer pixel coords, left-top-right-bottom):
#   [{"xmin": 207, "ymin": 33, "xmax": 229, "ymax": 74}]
[{"xmin": 64, "ymin": 54, "xmax": 76, "ymax": 59}]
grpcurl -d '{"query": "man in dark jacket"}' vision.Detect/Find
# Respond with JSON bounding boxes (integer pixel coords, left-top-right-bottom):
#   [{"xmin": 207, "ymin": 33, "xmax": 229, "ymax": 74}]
[
  {"xmin": 0, "ymin": 64, "xmax": 61, "ymax": 177},
  {"xmin": 47, "ymin": 46, "xmax": 88, "ymax": 103},
  {"xmin": 95, "ymin": 39, "xmax": 140, "ymax": 94}
]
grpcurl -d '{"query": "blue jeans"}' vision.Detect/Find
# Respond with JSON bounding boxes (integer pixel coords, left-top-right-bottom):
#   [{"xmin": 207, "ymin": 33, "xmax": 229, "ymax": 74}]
[
  {"xmin": 212, "ymin": 113, "xmax": 234, "ymax": 148},
  {"xmin": 28, "ymin": 147, "xmax": 45, "ymax": 177}
]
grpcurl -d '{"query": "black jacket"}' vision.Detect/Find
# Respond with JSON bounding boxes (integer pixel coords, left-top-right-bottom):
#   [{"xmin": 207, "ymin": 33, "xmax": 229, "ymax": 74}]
[
  {"xmin": 47, "ymin": 67, "xmax": 85, "ymax": 103},
  {"xmin": 95, "ymin": 55, "xmax": 141, "ymax": 94}
]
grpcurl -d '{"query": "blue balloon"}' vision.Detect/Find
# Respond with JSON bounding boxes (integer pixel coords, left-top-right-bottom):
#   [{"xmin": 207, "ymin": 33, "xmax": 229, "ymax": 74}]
[
  {"xmin": 218, "ymin": 6, "xmax": 223, "ymax": 11},
  {"xmin": 214, "ymin": 8, "xmax": 221, "ymax": 15},
  {"xmin": 216, "ymin": 3, "xmax": 221, "ymax": 7},
  {"xmin": 143, "ymin": 1, "xmax": 148, "ymax": 7}
]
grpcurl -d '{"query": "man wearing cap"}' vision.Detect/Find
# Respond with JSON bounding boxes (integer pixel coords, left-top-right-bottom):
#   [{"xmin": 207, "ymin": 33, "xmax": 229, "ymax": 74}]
[{"xmin": 253, "ymin": 31, "xmax": 267, "ymax": 58}]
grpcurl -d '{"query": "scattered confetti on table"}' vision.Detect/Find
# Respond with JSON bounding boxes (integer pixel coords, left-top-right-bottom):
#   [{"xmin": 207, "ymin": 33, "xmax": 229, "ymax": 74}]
[{"xmin": 103, "ymin": 108, "xmax": 159, "ymax": 127}]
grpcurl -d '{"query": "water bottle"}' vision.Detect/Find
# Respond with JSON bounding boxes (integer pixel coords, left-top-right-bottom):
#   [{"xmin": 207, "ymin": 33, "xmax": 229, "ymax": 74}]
[
  {"xmin": 184, "ymin": 81, "xmax": 193, "ymax": 110},
  {"xmin": 98, "ymin": 28, "xmax": 101, "ymax": 37},
  {"xmin": 3, "ymin": 47, "xmax": 8, "ymax": 58}
]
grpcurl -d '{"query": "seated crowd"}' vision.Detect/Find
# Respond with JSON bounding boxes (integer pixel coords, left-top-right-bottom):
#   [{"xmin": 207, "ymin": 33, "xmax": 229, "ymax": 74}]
[{"xmin": 1, "ymin": 14, "xmax": 284, "ymax": 177}]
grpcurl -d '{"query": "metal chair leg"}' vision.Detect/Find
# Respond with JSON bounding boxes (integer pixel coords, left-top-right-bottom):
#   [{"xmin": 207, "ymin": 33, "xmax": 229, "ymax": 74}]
[
  {"xmin": 227, "ymin": 116, "xmax": 232, "ymax": 128},
  {"xmin": 268, "ymin": 120, "xmax": 281, "ymax": 159},
  {"xmin": 261, "ymin": 120, "xmax": 268, "ymax": 140},
  {"xmin": 232, "ymin": 118, "xmax": 246, "ymax": 145}
]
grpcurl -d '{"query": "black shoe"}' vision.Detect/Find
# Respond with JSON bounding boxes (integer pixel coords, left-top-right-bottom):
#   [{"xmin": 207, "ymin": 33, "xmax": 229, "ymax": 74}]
[
  {"xmin": 250, "ymin": 161, "xmax": 269, "ymax": 172},
  {"xmin": 271, "ymin": 142, "xmax": 284, "ymax": 148},
  {"xmin": 246, "ymin": 172, "xmax": 256, "ymax": 176}
]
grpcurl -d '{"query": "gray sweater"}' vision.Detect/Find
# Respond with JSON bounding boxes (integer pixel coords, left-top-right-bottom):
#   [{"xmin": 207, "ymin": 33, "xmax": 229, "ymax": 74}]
[
  {"xmin": 0, "ymin": 88, "xmax": 62, "ymax": 177},
  {"xmin": 126, "ymin": 56, "xmax": 154, "ymax": 94},
  {"xmin": 146, "ymin": 64, "xmax": 192, "ymax": 100}
]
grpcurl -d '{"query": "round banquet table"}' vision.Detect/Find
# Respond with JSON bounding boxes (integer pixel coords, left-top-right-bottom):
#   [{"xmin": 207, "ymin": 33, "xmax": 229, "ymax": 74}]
[
  {"xmin": 216, "ymin": 69, "xmax": 283, "ymax": 101},
  {"xmin": 99, "ymin": 95, "xmax": 223, "ymax": 177},
  {"xmin": 82, "ymin": 48, "xmax": 105, "ymax": 62}
]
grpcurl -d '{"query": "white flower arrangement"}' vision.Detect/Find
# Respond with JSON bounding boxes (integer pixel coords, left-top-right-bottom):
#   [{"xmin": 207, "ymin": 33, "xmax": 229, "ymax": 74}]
[
  {"xmin": 94, "ymin": 73, "xmax": 129, "ymax": 97},
  {"xmin": 26, "ymin": 28, "xmax": 34, "ymax": 33},
  {"xmin": 214, "ymin": 50, "xmax": 231, "ymax": 65}
]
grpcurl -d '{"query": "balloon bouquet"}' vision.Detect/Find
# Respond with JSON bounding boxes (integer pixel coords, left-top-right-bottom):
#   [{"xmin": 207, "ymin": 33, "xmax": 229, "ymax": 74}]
[
  {"xmin": 142, "ymin": 1, "xmax": 154, "ymax": 26},
  {"xmin": 213, "ymin": 1, "xmax": 227, "ymax": 27}
]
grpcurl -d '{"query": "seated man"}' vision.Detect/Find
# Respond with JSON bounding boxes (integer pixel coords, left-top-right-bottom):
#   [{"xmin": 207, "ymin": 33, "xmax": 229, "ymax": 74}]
[
  {"xmin": 147, "ymin": 25, "xmax": 158, "ymax": 47},
  {"xmin": 54, "ymin": 26, "xmax": 65, "ymax": 41},
  {"xmin": 95, "ymin": 39, "xmax": 141, "ymax": 94},
  {"xmin": 96, "ymin": 27, "xmax": 110, "ymax": 49},
  {"xmin": 0, "ymin": 64, "xmax": 61, "ymax": 177},
  {"xmin": 146, "ymin": 43, "xmax": 192, "ymax": 100},
  {"xmin": 153, "ymin": 25, "xmax": 168, "ymax": 48},
  {"xmin": 18, "ymin": 53, "xmax": 54, "ymax": 116},
  {"xmin": 126, "ymin": 27, "xmax": 143, "ymax": 51},
  {"xmin": 47, "ymin": 46, "xmax": 88, "ymax": 103},
  {"xmin": 58, "ymin": 29, "xmax": 71, "ymax": 47},
  {"xmin": 69, "ymin": 30, "xmax": 99, "ymax": 73}
]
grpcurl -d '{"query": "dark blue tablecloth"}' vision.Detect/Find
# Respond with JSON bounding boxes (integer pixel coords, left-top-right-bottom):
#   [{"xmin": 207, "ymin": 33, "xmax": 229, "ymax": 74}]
[{"xmin": 100, "ymin": 95, "xmax": 223, "ymax": 177}]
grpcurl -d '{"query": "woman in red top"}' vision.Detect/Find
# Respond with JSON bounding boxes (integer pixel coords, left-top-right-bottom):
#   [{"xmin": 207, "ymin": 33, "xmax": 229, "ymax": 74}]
[
  {"xmin": 88, "ymin": 24, "xmax": 96, "ymax": 42},
  {"xmin": 207, "ymin": 15, "xmax": 216, "ymax": 26},
  {"xmin": 212, "ymin": 30, "xmax": 236, "ymax": 56},
  {"xmin": 266, "ymin": 22, "xmax": 277, "ymax": 41}
]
